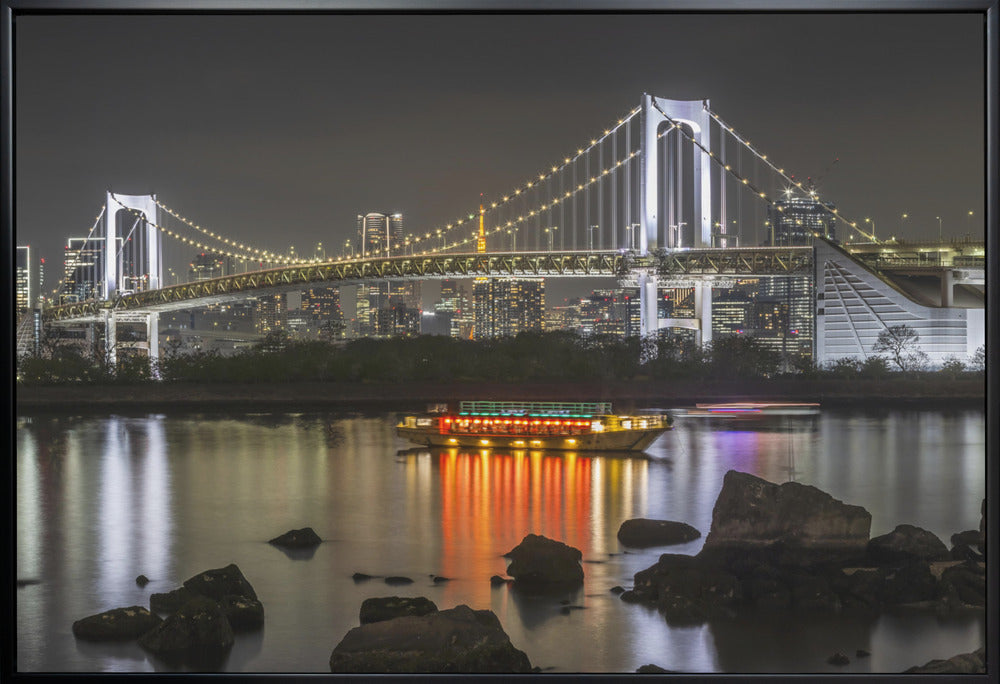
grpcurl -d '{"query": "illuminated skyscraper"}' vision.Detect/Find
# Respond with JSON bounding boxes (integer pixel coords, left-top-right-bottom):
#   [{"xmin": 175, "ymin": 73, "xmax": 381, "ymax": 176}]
[
  {"xmin": 472, "ymin": 278, "xmax": 545, "ymax": 339},
  {"xmin": 766, "ymin": 196, "xmax": 837, "ymax": 246},
  {"xmin": 61, "ymin": 237, "xmax": 119, "ymax": 303},
  {"xmin": 357, "ymin": 212, "xmax": 404, "ymax": 257},
  {"xmin": 16, "ymin": 245, "xmax": 40, "ymax": 316}
]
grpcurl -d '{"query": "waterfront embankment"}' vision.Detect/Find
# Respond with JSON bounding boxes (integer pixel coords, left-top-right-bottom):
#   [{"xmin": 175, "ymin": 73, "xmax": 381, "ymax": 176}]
[{"xmin": 15, "ymin": 377, "xmax": 984, "ymax": 413}]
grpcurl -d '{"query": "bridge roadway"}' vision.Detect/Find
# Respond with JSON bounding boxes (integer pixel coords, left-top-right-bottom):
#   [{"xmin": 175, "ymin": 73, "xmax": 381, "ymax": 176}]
[{"xmin": 44, "ymin": 247, "xmax": 817, "ymax": 322}]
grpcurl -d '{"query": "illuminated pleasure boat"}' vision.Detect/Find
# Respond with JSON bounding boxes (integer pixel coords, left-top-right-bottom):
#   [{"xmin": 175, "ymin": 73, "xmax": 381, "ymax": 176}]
[{"xmin": 397, "ymin": 401, "xmax": 672, "ymax": 453}]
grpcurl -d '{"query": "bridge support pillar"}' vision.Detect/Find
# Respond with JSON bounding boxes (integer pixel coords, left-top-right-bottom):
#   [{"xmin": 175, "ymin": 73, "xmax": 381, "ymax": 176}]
[
  {"xmin": 147, "ymin": 312, "xmax": 160, "ymax": 379},
  {"xmin": 941, "ymin": 270, "xmax": 954, "ymax": 307},
  {"xmin": 638, "ymin": 272, "xmax": 659, "ymax": 338},
  {"xmin": 101, "ymin": 310, "xmax": 117, "ymax": 368},
  {"xmin": 694, "ymin": 282, "xmax": 713, "ymax": 346}
]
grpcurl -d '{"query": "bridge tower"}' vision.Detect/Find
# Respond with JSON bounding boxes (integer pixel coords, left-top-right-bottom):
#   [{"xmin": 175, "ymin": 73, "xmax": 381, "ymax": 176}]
[
  {"xmin": 102, "ymin": 191, "xmax": 162, "ymax": 371},
  {"xmin": 637, "ymin": 94, "xmax": 715, "ymax": 344}
]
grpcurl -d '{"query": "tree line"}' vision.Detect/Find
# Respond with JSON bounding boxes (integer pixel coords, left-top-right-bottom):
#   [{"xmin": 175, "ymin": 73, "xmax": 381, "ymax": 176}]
[{"xmin": 16, "ymin": 325, "xmax": 985, "ymax": 386}]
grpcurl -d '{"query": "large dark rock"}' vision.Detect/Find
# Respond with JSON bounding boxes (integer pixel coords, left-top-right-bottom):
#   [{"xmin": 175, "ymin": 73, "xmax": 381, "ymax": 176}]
[
  {"xmin": 937, "ymin": 560, "xmax": 985, "ymax": 607},
  {"xmin": 72, "ymin": 606, "xmax": 162, "ymax": 641},
  {"xmin": 268, "ymin": 527, "xmax": 322, "ymax": 549},
  {"xmin": 617, "ymin": 519, "xmax": 701, "ymax": 548},
  {"xmin": 329, "ymin": 604, "xmax": 532, "ymax": 673},
  {"xmin": 503, "ymin": 534, "xmax": 583, "ymax": 585},
  {"xmin": 182, "ymin": 563, "xmax": 258, "ymax": 602},
  {"xmin": 882, "ymin": 561, "xmax": 937, "ymax": 605},
  {"xmin": 150, "ymin": 587, "xmax": 197, "ymax": 614},
  {"xmin": 702, "ymin": 471, "xmax": 871, "ymax": 565},
  {"xmin": 950, "ymin": 529, "xmax": 984, "ymax": 561},
  {"xmin": 904, "ymin": 647, "xmax": 985, "ymax": 674},
  {"xmin": 631, "ymin": 553, "xmax": 741, "ymax": 623},
  {"xmin": 138, "ymin": 595, "xmax": 234, "ymax": 667},
  {"xmin": 830, "ymin": 568, "xmax": 886, "ymax": 612},
  {"xmin": 636, "ymin": 664, "xmax": 675, "ymax": 673},
  {"xmin": 359, "ymin": 596, "xmax": 438, "ymax": 624},
  {"xmin": 867, "ymin": 524, "xmax": 950, "ymax": 565}
]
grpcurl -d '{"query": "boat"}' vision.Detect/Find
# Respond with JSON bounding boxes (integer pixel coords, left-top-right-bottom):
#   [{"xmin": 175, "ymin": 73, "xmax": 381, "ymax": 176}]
[
  {"xmin": 668, "ymin": 402, "xmax": 821, "ymax": 418},
  {"xmin": 396, "ymin": 400, "xmax": 672, "ymax": 453}
]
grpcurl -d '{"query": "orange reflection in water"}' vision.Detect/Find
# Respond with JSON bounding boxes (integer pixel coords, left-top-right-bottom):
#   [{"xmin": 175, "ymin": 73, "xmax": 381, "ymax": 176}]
[{"xmin": 438, "ymin": 450, "xmax": 592, "ymax": 583}]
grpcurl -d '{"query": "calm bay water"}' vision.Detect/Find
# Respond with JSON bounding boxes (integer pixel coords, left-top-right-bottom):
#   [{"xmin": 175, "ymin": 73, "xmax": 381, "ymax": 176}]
[{"xmin": 16, "ymin": 406, "xmax": 985, "ymax": 673}]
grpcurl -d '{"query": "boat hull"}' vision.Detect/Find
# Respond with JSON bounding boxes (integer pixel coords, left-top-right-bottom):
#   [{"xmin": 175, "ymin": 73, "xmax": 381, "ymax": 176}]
[{"xmin": 397, "ymin": 426, "xmax": 669, "ymax": 452}]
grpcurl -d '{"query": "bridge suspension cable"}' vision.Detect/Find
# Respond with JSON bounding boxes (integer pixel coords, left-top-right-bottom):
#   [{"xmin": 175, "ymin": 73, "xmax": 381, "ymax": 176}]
[
  {"xmin": 47, "ymin": 204, "xmax": 106, "ymax": 303},
  {"xmin": 650, "ymin": 99, "xmax": 876, "ymax": 244},
  {"xmin": 702, "ymin": 104, "xmax": 876, "ymax": 243},
  {"xmin": 395, "ymin": 106, "xmax": 641, "ymax": 253}
]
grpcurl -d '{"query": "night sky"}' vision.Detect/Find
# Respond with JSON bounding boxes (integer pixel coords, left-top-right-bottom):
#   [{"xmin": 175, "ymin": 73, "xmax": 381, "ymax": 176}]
[{"xmin": 14, "ymin": 11, "xmax": 985, "ymax": 304}]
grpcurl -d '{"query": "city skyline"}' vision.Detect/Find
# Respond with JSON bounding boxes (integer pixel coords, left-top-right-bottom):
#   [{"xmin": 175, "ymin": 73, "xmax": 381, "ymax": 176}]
[{"xmin": 13, "ymin": 11, "xmax": 985, "ymax": 294}]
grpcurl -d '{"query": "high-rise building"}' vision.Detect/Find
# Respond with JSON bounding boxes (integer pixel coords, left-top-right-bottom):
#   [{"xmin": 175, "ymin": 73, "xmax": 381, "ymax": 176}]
[
  {"xmin": 766, "ymin": 196, "xmax": 837, "ymax": 246},
  {"xmin": 253, "ymin": 294, "xmax": 285, "ymax": 334},
  {"xmin": 188, "ymin": 252, "xmax": 233, "ymax": 281},
  {"xmin": 16, "ymin": 245, "xmax": 41, "ymax": 316},
  {"xmin": 357, "ymin": 212, "xmax": 404, "ymax": 257},
  {"xmin": 61, "ymin": 237, "xmax": 121, "ymax": 303},
  {"xmin": 434, "ymin": 279, "xmax": 473, "ymax": 338},
  {"xmin": 472, "ymin": 278, "xmax": 545, "ymax": 339}
]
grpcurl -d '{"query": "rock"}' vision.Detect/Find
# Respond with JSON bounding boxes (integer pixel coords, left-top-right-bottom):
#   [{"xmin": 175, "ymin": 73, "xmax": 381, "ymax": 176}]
[
  {"xmin": 950, "ymin": 543, "xmax": 983, "ymax": 562},
  {"xmin": 384, "ymin": 576, "xmax": 413, "ymax": 585},
  {"xmin": 329, "ymin": 604, "xmax": 532, "ymax": 673},
  {"xmin": 856, "ymin": 649, "xmax": 870, "ymax": 658},
  {"xmin": 489, "ymin": 575, "xmax": 511, "ymax": 586},
  {"xmin": 136, "ymin": 575, "xmax": 150, "ymax": 587},
  {"xmin": 268, "ymin": 527, "xmax": 322, "ymax": 548},
  {"xmin": 359, "ymin": 597, "xmax": 438, "ymax": 624},
  {"xmin": 702, "ymin": 471, "xmax": 871, "ymax": 565},
  {"xmin": 617, "ymin": 519, "xmax": 701, "ymax": 548},
  {"xmin": 830, "ymin": 568, "xmax": 885, "ymax": 612},
  {"xmin": 72, "ymin": 606, "xmax": 162, "ymax": 641},
  {"xmin": 788, "ymin": 573, "xmax": 841, "ymax": 612},
  {"xmin": 951, "ymin": 529, "xmax": 982, "ymax": 548},
  {"xmin": 138, "ymin": 595, "xmax": 234, "ymax": 667},
  {"xmin": 16, "ymin": 579, "xmax": 41, "ymax": 588},
  {"xmin": 904, "ymin": 647, "xmax": 985, "ymax": 674},
  {"xmin": 631, "ymin": 553, "xmax": 741, "ymax": 623},
  {"xmin": 610, "ymin": 586, "xmax": 625, "ymax": 594},
  {"xmin": 432, "ymin": 576, "xmax": 451, "ymax": 583},
  {"xmin": 827, "ymin": 652, "xmax": 849, "ymax": 666},
  {"xmin": 182, "ymin": 563, "xmax": 258, "ymax": 603},
  {"xmin": 150, "ymin": 587, "xmax": 197, "ymax": 614},
  {"xmin": 219, "ymin": 595, "xmax": 265, "ymax": 631},
  {"xmin": 883, "ymin": 561, "xmax": 937, "ymax": 605},
  {"xmin": 353, "ymin": 573, "xmax": 376, "ymax": 582},
  {"xmin": 636, "ymin": 663, "xmax": 675, "ymax": 673},
  {"xmin": 503, "ymin": 534, "xmax": 584, "ymax": 585},
  {"xmin": 868, "ymin": 524, "xmax": 950, "ymax": 565},
  {"xmin": 937, "ymin": 560, "xmax": 985, "ymax": 607},
  {"xmin": 618, "ymin": 590, "xmax": 644, "ymax": 603}
]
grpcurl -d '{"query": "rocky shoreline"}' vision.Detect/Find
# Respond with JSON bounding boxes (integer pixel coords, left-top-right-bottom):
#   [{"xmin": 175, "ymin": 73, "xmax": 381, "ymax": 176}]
[
  {"xmin": 62, "ymin": 476, "xmax": 986, "ymax": 673},
  {"xmin": 16, "ymin": 378, "xmax": 985, "ymax": 413}
]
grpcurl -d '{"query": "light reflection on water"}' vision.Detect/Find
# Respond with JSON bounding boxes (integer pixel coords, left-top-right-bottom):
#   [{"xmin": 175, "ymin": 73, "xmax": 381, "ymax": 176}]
[{"xmin": 16, "ymin": 408, "xmax": 985, "ymax": 673}]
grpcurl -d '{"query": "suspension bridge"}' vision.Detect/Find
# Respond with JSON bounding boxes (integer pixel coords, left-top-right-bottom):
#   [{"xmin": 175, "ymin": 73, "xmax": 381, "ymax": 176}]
[{"xmin": 25, "ymin": 93, "xmax": 984, "ymax": 368}]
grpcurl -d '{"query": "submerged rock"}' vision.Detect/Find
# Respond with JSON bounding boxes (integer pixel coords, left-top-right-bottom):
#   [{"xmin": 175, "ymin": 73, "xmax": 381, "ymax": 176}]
[
  {"xmin": 359, "ymin": 596, "xmax": 438, "ymax": 624},
  {"xmin": 219, "ymin": 595, "xmax": 265, "ymax": 631},
  {"xmin": 329, "ymin": 604, "xmax": 532, "ymax": 673},
  {"xmin": 636, "ymin": 663, "xmax": 674, "ymax": 673},
  {"xmin": 182, "ymin": 563, "xmax": 258, "ymax": 603},
  {"xmin": 72, "ymin": 606, "xmax": 162, "ymax": 641},
  {"xmin": 867, "ymin": 524, "xmax": 950, "ymax": 565},
  {"xmin": 150, "ymin": 587, "xmax": 196, "ymax": 614},
  {"xmin": 904, "ymin": 647, "xmax": 985, "ymax": 674},
  {"xmin": 136, "ymin": 575, "xmax": 150, "ymax": 587},
  {"xmin": 503, "ymin": 534, "xmax": 584, "ymax": 586},
  {"xmin": 827, "ymin": 652, "xmax": 850, "ymax": 666},
  {"xmin": 138, "ymin": 595, "xmax": 234, "ymax": 667},
  {"xmin": 629, "ymin": 553, "xmax": 740, "ymax": 623},
  {"xmin": 268, "ymin": 527, "xmax": 322, "ymax": 549},
  {"xmin": 384, "ymin": 576, "xmax": 413, "ymax": 586},
  {"xmin": 617, "ymin": 519, "xmax": 701, "ymax": 548}
]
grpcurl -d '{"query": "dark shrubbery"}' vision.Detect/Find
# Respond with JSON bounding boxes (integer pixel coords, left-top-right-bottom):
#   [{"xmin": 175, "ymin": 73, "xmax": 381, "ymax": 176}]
[{"xmin": 17, "ymin": 331, "xmax": 986, "ymax": 386}]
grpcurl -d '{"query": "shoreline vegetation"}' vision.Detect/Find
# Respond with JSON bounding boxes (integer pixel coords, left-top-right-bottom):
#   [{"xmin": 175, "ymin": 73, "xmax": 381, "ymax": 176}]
[{"xmin": 16, "ymin": 331, "xmax": 984, "ymax": 413}]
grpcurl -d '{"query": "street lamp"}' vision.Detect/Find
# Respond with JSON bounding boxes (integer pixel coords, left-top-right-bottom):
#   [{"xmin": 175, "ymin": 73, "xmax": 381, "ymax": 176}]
[
  {"xmin": 901, "ymin": 213, "xmax": 908, "ymax": 237},
  {"xmin": 966, "ymin": 210, "xmax": 973, "ymax": 235},
  {"xmin": 589, "ymin": 225, "xmax": 599, "ymax": 251},
  {"xmin": 864, "ymin": 218, "xmax": 876, "ymax": 242},
  {"xmin": 936, "ymin": 216, "xmax": 942, "ymax": 241},
  {"xmin": 668, "ymin": 222, "xmax": 686, "ymax": 248},
  {"xmin": 345, "ymin": 239, "xmax": 354, "ymax": 258},
  {"xmin": 507, "ymin": 229, "xmax": 517, "ymax": 252},
  {"xmin": 545, "ymin": 226, "xmax": 558, "ymax": 251}
]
